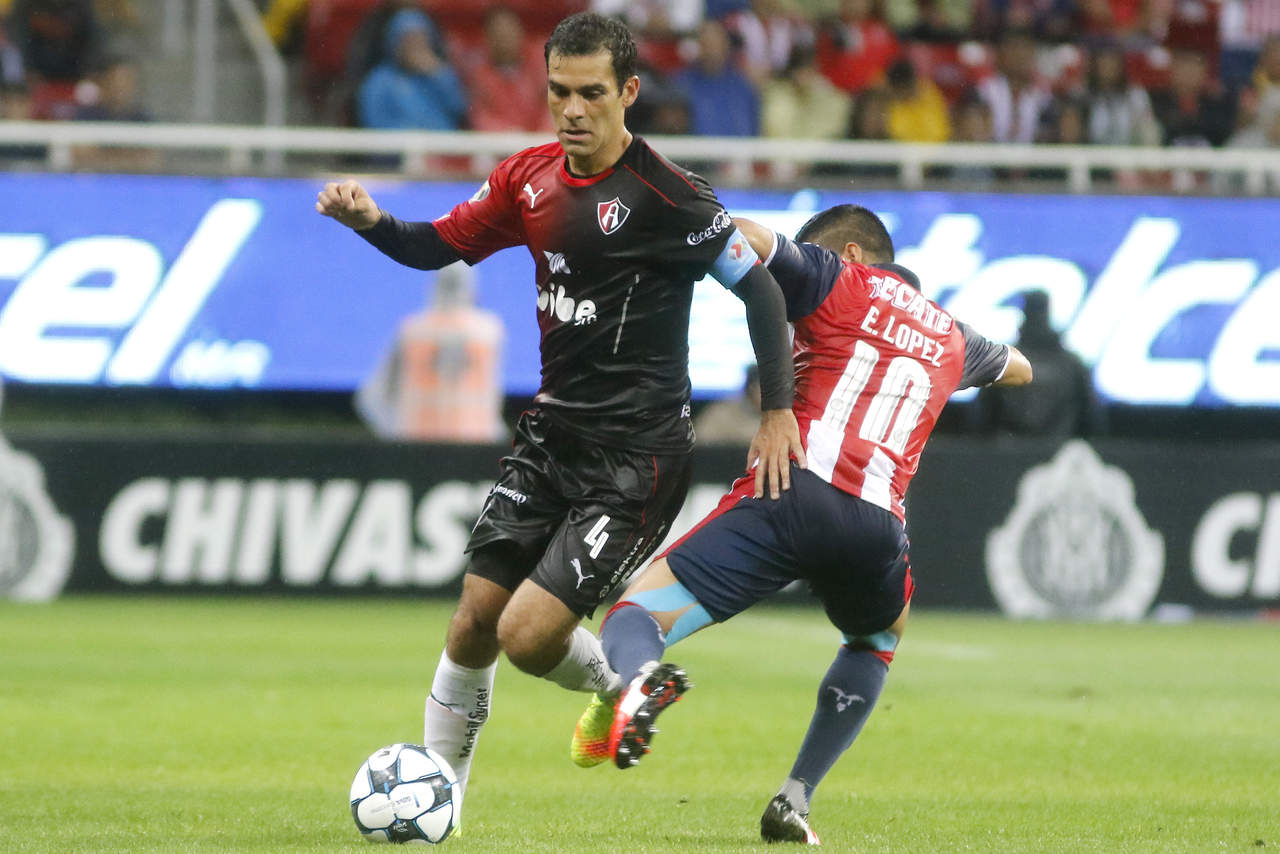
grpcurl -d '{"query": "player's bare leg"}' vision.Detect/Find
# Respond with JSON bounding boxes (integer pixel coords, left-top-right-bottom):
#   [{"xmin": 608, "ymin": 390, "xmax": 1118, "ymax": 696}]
[
  {"xmin": 498, "ymin": 578, "xmax": 622, "ymax": 696},
  {"xmin": 424, "ymin": 574, "xmax": 509, "ymax": 824},
  {"xmin": 762, "ymin": 601, "xmax": 911, "ymax": 845}
]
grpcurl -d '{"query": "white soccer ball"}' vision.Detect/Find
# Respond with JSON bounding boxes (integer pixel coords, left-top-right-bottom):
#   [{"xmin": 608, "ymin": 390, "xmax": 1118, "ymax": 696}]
[{"xmin": 350, "ymin": 743, "xmax": 458, "ymax": 844}]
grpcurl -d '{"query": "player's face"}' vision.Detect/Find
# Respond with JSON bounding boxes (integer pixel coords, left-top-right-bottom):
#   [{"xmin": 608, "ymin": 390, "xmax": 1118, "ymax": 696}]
[{"xmin": 547, "ymin": 49, "xmax": 639, "ymax": 173}]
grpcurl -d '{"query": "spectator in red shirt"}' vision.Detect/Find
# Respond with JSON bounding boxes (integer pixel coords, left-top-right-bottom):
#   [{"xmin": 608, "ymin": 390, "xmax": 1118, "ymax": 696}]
[
  {"xmin": 815, "ymin": 0, "xmax": 897, "ymax": 94},
  {"xmin": 461, "ymin": 6, "xmax": 553, "ymax": 133}
]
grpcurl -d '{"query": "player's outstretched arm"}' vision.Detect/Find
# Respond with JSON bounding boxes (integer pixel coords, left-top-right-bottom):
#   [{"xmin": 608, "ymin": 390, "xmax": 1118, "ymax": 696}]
[
  {"xmin": 316, "ymin": 179, "xmax": 382, "ymax": 231},
  {"xmin": 317, "ymin": 178, "xmax": 465, "ymax": 271},
  {"xmin": 995, "ymin": 346, "xmax": 1033, "ymax": 386}
]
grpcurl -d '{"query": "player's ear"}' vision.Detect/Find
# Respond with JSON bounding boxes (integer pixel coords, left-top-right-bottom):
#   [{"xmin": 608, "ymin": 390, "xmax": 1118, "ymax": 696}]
[
  {"xmin": 842, "ymin": 241, "xmax": 863, "ymax": 264},
  {"xmin": 620, "ymin": 74, "xmax": 640, "ymax": 109}
]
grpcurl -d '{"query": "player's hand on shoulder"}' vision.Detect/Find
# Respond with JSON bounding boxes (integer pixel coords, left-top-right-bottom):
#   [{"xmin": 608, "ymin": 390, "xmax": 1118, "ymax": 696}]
[
  {"xmin": 748, "ymin": 408, "xmax": 807, "ymax": 500},
  {"xmin": 316, "ymin": 179, "xmax": 382, "ymax": 231}
]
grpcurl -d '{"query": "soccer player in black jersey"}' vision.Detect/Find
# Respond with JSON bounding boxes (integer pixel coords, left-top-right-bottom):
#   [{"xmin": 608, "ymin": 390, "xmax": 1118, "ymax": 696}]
[{"xmin": 317, "ymin": 12, "xmax": 804, "ymax": 821}]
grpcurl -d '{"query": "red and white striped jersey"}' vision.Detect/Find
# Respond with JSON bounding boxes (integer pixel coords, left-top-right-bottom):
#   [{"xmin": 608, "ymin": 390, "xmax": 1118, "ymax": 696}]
[{"xmin": 766, "ymin": 232, "xmax": 1009, "ymax": 521}]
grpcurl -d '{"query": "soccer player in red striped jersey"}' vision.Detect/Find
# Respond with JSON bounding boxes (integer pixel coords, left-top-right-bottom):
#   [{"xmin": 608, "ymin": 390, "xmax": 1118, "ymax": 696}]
[
  {"xmin": 585, "ymin": 205, "xmax": 1032, "ymax": 844},
  {"xmin": 317, "ymin": 12, "xmax": 804, "ymax": 823}
]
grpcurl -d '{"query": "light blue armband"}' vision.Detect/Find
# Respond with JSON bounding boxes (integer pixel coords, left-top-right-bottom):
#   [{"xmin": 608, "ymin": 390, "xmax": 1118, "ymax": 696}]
[{"xmin": 708, "ymin": 227, "xmax": 760, "ymax": 289}]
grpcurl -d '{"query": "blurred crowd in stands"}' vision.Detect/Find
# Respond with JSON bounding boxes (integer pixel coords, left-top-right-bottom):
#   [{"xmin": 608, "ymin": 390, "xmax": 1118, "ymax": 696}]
[
  {"xmin": 0, "ymin": 0, "xmax": 148, "ymax": 123},
  {"xmin": 3, "ymin": 0, "xmax": 1280, "ymax": 154}
]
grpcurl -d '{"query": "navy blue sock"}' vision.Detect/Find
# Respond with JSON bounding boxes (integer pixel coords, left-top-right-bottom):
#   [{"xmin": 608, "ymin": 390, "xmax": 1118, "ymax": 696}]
[
  {"xmin": 788, "ymin": 646, "xmax": 888, "ymax": 800},
  {"xmin": 600, "ymin": 603, "xmax": 665, "ymax": 688}
]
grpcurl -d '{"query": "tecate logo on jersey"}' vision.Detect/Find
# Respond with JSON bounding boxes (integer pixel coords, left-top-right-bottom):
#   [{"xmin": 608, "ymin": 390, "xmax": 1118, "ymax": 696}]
[{"xmin": 0, "ymin": 200, "xmax": 267, "ymax": 387}]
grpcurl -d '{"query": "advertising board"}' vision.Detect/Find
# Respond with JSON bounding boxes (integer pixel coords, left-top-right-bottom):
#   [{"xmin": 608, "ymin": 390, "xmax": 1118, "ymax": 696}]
[
  {"xmin": 3, "ymin": 431, "xmax": 1276, "ymax": 619},
  {"xmin": 2, "ymin": 173, "xmax": 1278, "ymax": 406}
]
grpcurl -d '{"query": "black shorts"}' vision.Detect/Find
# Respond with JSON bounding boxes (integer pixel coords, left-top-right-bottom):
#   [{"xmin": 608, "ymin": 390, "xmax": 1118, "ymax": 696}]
[
  {"xmin": 664, "ymin": 465, "xmax": 913, "ymax": 638},
  {"xmin": 466, "ymin": 409, "xmax": 693, "ymax": 617}
]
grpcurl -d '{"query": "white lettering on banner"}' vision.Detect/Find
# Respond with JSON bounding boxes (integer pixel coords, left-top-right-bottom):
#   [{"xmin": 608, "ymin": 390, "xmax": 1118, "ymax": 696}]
[
  {"xmin": 1191, "ymin": 492, "xmax": 1280, "ymax": 599},
  {"xmin": 280, "ymin": 480, "xmax": 360, "ymax": 585},
  {"xmin": 108, "ymin": 200, "xmax": 263, "ymax": 383},
  {"xmin": 945, "ymin": 255, "xmax": 1087, "ymax": 343},
  {"xmin": 0, "ymin": 236, "xmax": 164, "ymax": 383},
  {"xmin": 331, "ymin": 480, "xmax": 412, "ymax": 586},
  {"xmin": 99, "ymin": 477, "xmax": 170, "ymax": 583},
  {"xmin": 414, "ymin": 482, "xmax": 492, "ymax": 584},
  {"xmin": 98, "ymin": 476, "xmax": 492, "ymax": 588},
  {"xmin": 7, "ymin": 200, "xmax": 1280, "ymax": 404},
  {"xmin": 170, "ymin": 340, "xmax": 271, "ymax": 387},
  {"xmin": 893, "ymin": 214, "xmax": 985, "ymax": 303},
  {"xmin": 235, "ymin": 479, "xmax": 279, "ymax": 584},
  {"xmin": 162, "ymin": 478, "xmax": 243, "ymax": 583},
  {"xmin": 1094, "ymin": 260, "xmax": 1257, "ymax": 405},
  {"xmin": 0, "ymin": 199, "xmax": 265, "ymax": 386},
  {"xmin": 1207, "ymin": 268, "xmax": 1280, "ymax": 405},
  {"xmin": 1063, "ymin": 218, "xmax": 1181, "ymax": 363}
]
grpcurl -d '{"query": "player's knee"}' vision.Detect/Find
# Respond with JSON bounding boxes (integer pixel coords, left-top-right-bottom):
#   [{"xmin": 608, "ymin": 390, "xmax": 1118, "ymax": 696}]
[
  {"xmin": 494, "ymin": 610, "xmax": 558, "ymax": 676},
  {"xmin": 450, "ymin": 598, "xmax": 500, "ymax": 643},
  {"xmin": 445, "ymin": 599, "xmax": 503, "ymax": 667},
  {"xmin": 842, "ymin": 629, "xmax": 899, "ymax": 665}
]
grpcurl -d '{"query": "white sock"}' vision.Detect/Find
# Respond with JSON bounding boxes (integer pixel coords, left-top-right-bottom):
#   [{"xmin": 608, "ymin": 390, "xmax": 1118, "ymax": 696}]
[
  {"xmin": 543, "ymin": 626, "xmax": 624, "ymax": 697},
  {"xmin": 424, "ymin": 650, "xmax": 496, "ymax": 817}
]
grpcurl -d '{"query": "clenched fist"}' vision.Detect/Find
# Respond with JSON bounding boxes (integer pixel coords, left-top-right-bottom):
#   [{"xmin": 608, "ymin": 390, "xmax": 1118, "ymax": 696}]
[{"xmin": 316, "ymin": 179, "xmax": 382, "ymax": 231}]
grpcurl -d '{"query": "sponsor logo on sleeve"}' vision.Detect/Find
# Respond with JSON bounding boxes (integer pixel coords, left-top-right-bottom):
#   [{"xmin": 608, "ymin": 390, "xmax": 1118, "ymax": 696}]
[
  {"xmin": 686, "ymin": 210, "xmax": 733, "ymax": 245},
  {"xmin": 985, "ymin": 441, "xmax": 1164, "ymax": 620}
]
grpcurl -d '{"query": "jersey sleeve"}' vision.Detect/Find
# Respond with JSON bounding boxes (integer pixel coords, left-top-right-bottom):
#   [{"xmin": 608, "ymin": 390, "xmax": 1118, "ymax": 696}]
[
  {"xmin": 957, "ymin": 321, "xmax": 1012, "ymax": 389},
  {"xmin": 430, "ymin": 160, "xmax": 525, "ymax": 264},
  {"xmin": 765, "ymin": 232, "xmax": 844, "ymax": 321},
  {"xmin": 662, "ymin": 170, "xmax": 746, "ymax": 278}
]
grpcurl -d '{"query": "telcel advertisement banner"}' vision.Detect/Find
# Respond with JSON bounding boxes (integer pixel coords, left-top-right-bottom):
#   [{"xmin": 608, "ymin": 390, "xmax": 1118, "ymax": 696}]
[{"xmin": 1, "ymin": 172, "xmax": 1278, "ymax": 406}]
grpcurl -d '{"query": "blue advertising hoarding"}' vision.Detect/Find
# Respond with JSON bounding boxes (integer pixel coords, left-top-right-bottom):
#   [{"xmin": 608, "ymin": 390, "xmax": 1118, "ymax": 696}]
[{"xmin": 1, "ymin": 171, "xmax": 1278, "ymax": 406}]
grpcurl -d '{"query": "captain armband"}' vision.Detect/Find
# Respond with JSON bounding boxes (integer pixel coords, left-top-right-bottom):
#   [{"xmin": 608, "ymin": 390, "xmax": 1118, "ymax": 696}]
[{"xmin": 708, "ymin": 227, "xmax": 761, "ymax": 289}]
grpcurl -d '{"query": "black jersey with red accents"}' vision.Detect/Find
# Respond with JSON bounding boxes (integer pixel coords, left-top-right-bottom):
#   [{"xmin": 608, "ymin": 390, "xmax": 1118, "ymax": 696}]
[{"xmin": 431, "ymin": 137, "xmax": 740, "ymax": 453}]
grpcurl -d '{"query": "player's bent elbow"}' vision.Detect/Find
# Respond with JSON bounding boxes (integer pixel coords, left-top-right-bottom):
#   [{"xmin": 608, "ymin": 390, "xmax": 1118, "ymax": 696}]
[{"xmin": 998, "ymin": 348, "xmax": 1034, "ymax": 386}]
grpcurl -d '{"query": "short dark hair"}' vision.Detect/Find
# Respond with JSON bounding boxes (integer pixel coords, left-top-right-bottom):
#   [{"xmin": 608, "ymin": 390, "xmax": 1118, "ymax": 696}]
[
  {"xmin": 795, "ymin": 205, "xmax": 894, "ymax": 263},
  {"xmin": 545, "ymin": 12, "xmax": 638, "ymax": 93}
]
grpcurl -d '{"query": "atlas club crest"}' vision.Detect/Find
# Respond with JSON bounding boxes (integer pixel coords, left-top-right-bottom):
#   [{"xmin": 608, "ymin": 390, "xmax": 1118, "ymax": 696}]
[
  {"xmin": 985, "ymin": 441, "xmax": 1164, "ymax": 620},
  {"xmin": 0, "ymin": 435, "xmax": 74, "ymax": 601},
  {"xmin": 597, "ymin": 197, "xmax": 630, "ymax": 235}
]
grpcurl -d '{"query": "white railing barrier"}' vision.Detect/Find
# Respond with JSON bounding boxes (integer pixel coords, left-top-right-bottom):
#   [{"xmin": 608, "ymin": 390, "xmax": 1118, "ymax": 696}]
[
  {"xmin": 2, "ymin": 122, "xmax": 1278, "ymax": 193},
  {"xmin": 187, "ymin": 0, "xmax": 286, "ymax": 135}
]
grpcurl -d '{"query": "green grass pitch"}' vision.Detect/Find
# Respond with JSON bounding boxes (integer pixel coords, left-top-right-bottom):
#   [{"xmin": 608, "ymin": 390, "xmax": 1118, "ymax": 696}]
[{"xmin": 1, "ymin": 597, "xmax": 1276, "ymax": 853}]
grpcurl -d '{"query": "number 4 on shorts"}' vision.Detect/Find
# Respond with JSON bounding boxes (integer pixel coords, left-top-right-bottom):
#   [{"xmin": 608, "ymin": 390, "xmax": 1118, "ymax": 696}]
[{"xmin": 585, "ymin": 515, "xmax": 611, "ymax": 560}]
